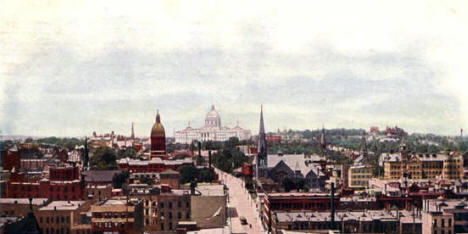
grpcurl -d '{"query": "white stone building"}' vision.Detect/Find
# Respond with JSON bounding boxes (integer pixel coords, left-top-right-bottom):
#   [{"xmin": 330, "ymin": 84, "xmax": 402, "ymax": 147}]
[{"xmin": 174, "ymin": 105, "xmax": 251, "ymax": 144}]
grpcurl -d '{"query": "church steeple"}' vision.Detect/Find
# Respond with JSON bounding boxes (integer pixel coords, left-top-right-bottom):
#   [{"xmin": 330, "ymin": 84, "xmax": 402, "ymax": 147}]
[
  {"xmin": 131, "ymin": 122, "xmax": 135, "ymax": 140},
  {"xmin": 320, "ymin": 125, "xmax": 326, "ymax": 154},
  {"xmin": 256, "ymin": 105, "xmax": 268, "ymax": 178}
]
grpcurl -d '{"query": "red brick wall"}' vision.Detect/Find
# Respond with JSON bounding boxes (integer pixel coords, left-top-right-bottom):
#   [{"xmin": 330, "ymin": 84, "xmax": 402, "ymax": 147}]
[
  {"xmin": 1, "ymin": 150, "xmax": 21, "ymax": 171},
  {"xmin": 49, "ymin": 166, "xmax": 80, "ymax": 181},
  {"xmin": 6, "ymin": 181, "xmax": 84, "ymax": 200}
]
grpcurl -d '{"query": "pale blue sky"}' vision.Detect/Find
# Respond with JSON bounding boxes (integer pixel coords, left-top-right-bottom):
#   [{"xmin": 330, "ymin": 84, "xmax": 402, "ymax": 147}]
[{"xmin": 1, "ymin": 0, "xmax": 468, "ymax": 137}]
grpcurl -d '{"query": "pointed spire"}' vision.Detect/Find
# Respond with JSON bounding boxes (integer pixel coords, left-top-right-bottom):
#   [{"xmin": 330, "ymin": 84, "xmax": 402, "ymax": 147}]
[
  {"xmin": 259, "ymin": 104, "xmax": 265, "ymax": 135},
  {"xmin": 211, "ymin": 105, "xmax": 215, "ymax": 111},
  {"xmin": 320, "ymin": 125, "xmax": 326, "ymax": 148},
  {"xmin": 131, "ymin": 122, "xmax": 135, "ymax": 139},
  {"xmin": 156, "ymin": 110, "xmax": 161, "ymax": 123},
  {"xmin": 361, "ymin": 133, "xmax": 368, "ymax": 159}
]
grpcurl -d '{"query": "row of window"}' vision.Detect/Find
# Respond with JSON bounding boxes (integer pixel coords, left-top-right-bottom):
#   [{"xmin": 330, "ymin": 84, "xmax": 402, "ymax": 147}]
[
  {"xmin": 93, "ymin": 212, "xmax": 131, "ymax": 218},
  {"xmin": 39, "ymin": 216, "xmax": 70, "ymax": 224}
]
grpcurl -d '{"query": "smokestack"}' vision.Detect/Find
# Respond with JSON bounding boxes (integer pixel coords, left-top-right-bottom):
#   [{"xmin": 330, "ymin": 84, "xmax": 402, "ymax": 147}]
[
  {"xmin": 198, "ymin": 142, "xmax": 202, "ymax": 157},
  {"xmin": 198, "ymin": 141, "xmax": 202, "ymax": 166},
  {"xmin": 330, "ymin": 182, "xmax": 335, "ymax": 229},
  {"xmin": 208, "ymin": 150, "xmax": 212, "ymax": 170}
]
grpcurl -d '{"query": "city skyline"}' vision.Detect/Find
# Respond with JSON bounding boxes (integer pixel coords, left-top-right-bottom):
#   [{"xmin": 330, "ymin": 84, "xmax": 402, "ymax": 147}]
[{"xmin": 2, "ymin": 0, "xmax": 468, "ymax": 136}]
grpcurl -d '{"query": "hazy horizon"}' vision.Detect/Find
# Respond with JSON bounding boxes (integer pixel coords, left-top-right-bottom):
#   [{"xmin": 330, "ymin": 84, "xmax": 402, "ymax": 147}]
[{"xmin": 2, "ymin": 1, "xmax": 468, "ymax": 137}]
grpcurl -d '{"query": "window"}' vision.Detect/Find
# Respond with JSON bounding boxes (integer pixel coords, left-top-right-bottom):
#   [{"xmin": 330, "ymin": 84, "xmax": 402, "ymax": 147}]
[
  {"xmin": 169, "ymin": 222, "xmax": 173, "ymax": 230},
  {"xmin": 448, "ymin": 219, "xmax": 452, "ymax": 226},
  {"xmin": 442, "ymin": 219, "xmax": 445, "ymax": 227},
  {"xmin": 178, "ymin": 201, "xmax": 181, "ymax": 208},
  {"xmin": 40, "ymin": 217, "xmax": 43, "ymax": 223},
  {"xmin": 168, "ymin": 202, "xmax": 172, "ymax": 209},
  {"xmin": 178, "ymin": 212, "xmax": 182, "ymax": 219}
]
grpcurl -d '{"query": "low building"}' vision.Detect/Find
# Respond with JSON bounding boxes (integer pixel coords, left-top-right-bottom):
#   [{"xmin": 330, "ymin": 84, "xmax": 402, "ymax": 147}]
[
  {"xmin": 6, "ymin": 179, "xmax": 84, "ymax": 201},
  {"xmin": 85, "ymin": 184, "xmax": 113, "ymax": 201},
  {"xmin": 423, "ymin": 199, "xmax": 468, "ymax": 234},
  {"xmin": 271, "ymin": 210, "xmax": 401, "ymax": 234},
  {"xmin": 0, "ymin": 198, "xmax": 49, "ymax": 217},
  {"xmin": 191, "ymin": 184, "xmax": 227, "ymax": 229},
  {"xmin": 261, "ymin": 193, "xmax": 339, "ymax": 231},
  {"xmin": 117, "ymin": 157, "xmax": 193, "ymax": 173},
  {"xmin": 348, "ymin": 164, "xmax": 373, "ymax": 189},
  {"xmin": 90, "ymin": 197, "xmax": 144, "ymax": 234},
  {"xmin": 160, "ymin": 169, "xmax": 180, "ymax": 189},
  {"xmin": 36, "ymin": 200, "xmax": 92, "ymax": 234}
]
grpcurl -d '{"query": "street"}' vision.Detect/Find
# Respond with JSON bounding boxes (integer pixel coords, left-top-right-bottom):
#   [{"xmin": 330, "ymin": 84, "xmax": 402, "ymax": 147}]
[{"xmin": 216, "ymin": 168, "xmax": 265, "ymax": 234}]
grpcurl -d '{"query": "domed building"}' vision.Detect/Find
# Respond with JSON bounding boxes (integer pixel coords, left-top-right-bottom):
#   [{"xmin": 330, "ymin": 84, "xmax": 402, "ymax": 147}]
[
  {"xmin": 174, "ymin": 105, "xmax": 251, "ymax": 144},
  {"xmin": 204, "ymin": 105, "xmax": 221, "ymax": 128},
  {"xmin": 150, "ymin": 110, "xmax": 166, "ymax": 158}
]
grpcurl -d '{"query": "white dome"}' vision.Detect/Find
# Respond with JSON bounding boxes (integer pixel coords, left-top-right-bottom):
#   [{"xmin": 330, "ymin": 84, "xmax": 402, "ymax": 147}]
[{"xmin": 205, "ymin": 105, "xmax": 221, "ymax": 128}]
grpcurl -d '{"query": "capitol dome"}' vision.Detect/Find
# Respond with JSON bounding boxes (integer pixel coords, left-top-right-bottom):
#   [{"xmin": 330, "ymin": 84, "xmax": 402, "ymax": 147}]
[{"xmin": 205, "ymin": 105, "xmax": 221, "ymax": 128}]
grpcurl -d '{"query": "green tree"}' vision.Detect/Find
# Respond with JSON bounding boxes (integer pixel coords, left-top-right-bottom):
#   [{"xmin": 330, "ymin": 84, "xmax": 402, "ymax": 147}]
[
  {"xmin": 90, "ymin": 147, "xmax": 118, "ymax": 170},
  {"xmin": 117, "ymin": 148, "xmax": 137, "ymax": 159},
  {"xmin": 179, "ymin": 165, "xmax": 200, "ymax": 184},
  {"xmin": 199, "ymin": 169, "xmax": 215, "ymax": 182},
  {"xmin": 112, "ymin": 171, "xmax": 129, "ymax": 189},
  {"xmin": 140, "ymin": 176, "xmax": 154, "ymax": 185}
]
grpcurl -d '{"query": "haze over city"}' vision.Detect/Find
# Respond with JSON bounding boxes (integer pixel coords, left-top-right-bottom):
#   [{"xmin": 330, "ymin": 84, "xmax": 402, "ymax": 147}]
[{"xmin": 2, "ymin": 0, "xmax": 468, "ymax": 137}]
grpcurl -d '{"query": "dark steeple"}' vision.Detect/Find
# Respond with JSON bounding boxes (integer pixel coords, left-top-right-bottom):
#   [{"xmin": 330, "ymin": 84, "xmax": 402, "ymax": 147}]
[
  {"xmin": 82, "ymin": 136, "xmax": 89, "ymax": 170},
  {"xmin": 258, "ymin": 105, "xmax": 267, "ymax": 157},
  {"xmin": 256, "ymin": 105, "xmax": 268, "ymax": 178}
]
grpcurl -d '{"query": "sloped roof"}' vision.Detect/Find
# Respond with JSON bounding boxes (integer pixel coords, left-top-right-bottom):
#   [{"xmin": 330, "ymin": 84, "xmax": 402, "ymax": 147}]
[{"xmin": 83, "ymin": 170, "xmax": 121, "ymax": 183}]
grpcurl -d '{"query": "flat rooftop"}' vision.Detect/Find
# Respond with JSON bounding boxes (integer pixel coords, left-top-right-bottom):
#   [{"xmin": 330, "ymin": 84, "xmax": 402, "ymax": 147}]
[
  {"xmin": 0, "ymin": 198, "xmax": 48, "ymax": 205},
  {"xmin": 39, "ymin": 201, "xmax": 85, "ymax": 211},
  {"xmin": 196, "ymin": 184, "xmax": 225, "ymax": 196}
]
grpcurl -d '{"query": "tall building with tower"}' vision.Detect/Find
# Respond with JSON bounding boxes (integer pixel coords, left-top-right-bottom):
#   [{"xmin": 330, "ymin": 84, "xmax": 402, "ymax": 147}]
[{"xmin": 150, "ymin": 110, "xmax": 166, "ymax": 158}]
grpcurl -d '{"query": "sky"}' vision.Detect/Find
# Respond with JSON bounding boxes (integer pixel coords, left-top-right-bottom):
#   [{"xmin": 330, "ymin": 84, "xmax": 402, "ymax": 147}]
[{"xmin": 1, "ymin": 0, "xmax": 468, "ymax": 137}]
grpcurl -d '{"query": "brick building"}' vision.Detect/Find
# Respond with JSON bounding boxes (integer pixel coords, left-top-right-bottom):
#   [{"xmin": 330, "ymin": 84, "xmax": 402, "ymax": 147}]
[
  {"xmin": 261, "ymin": 193, "xmax": 339, "ymax": 231},
  {"xmin": 35, "ymin": 200, "xmax": 92, "ymax": 234},
  {"xmin": 1, "ymin": 147, "xmax": 21, "ymax": 171},
  {"xmin": 0, "ymin": 198, "xmax": 49, "ymax": 217},
  {"xmin": 117, "ymin": 157, "xmax": 193, "ymax": 173},
  {"xmin": 5, "ymin": 165, "xmax": 84, "ymax": 200},
  {"xmin": 90, "ymin": 197, "xmax": 143, "ymax": 234}
]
